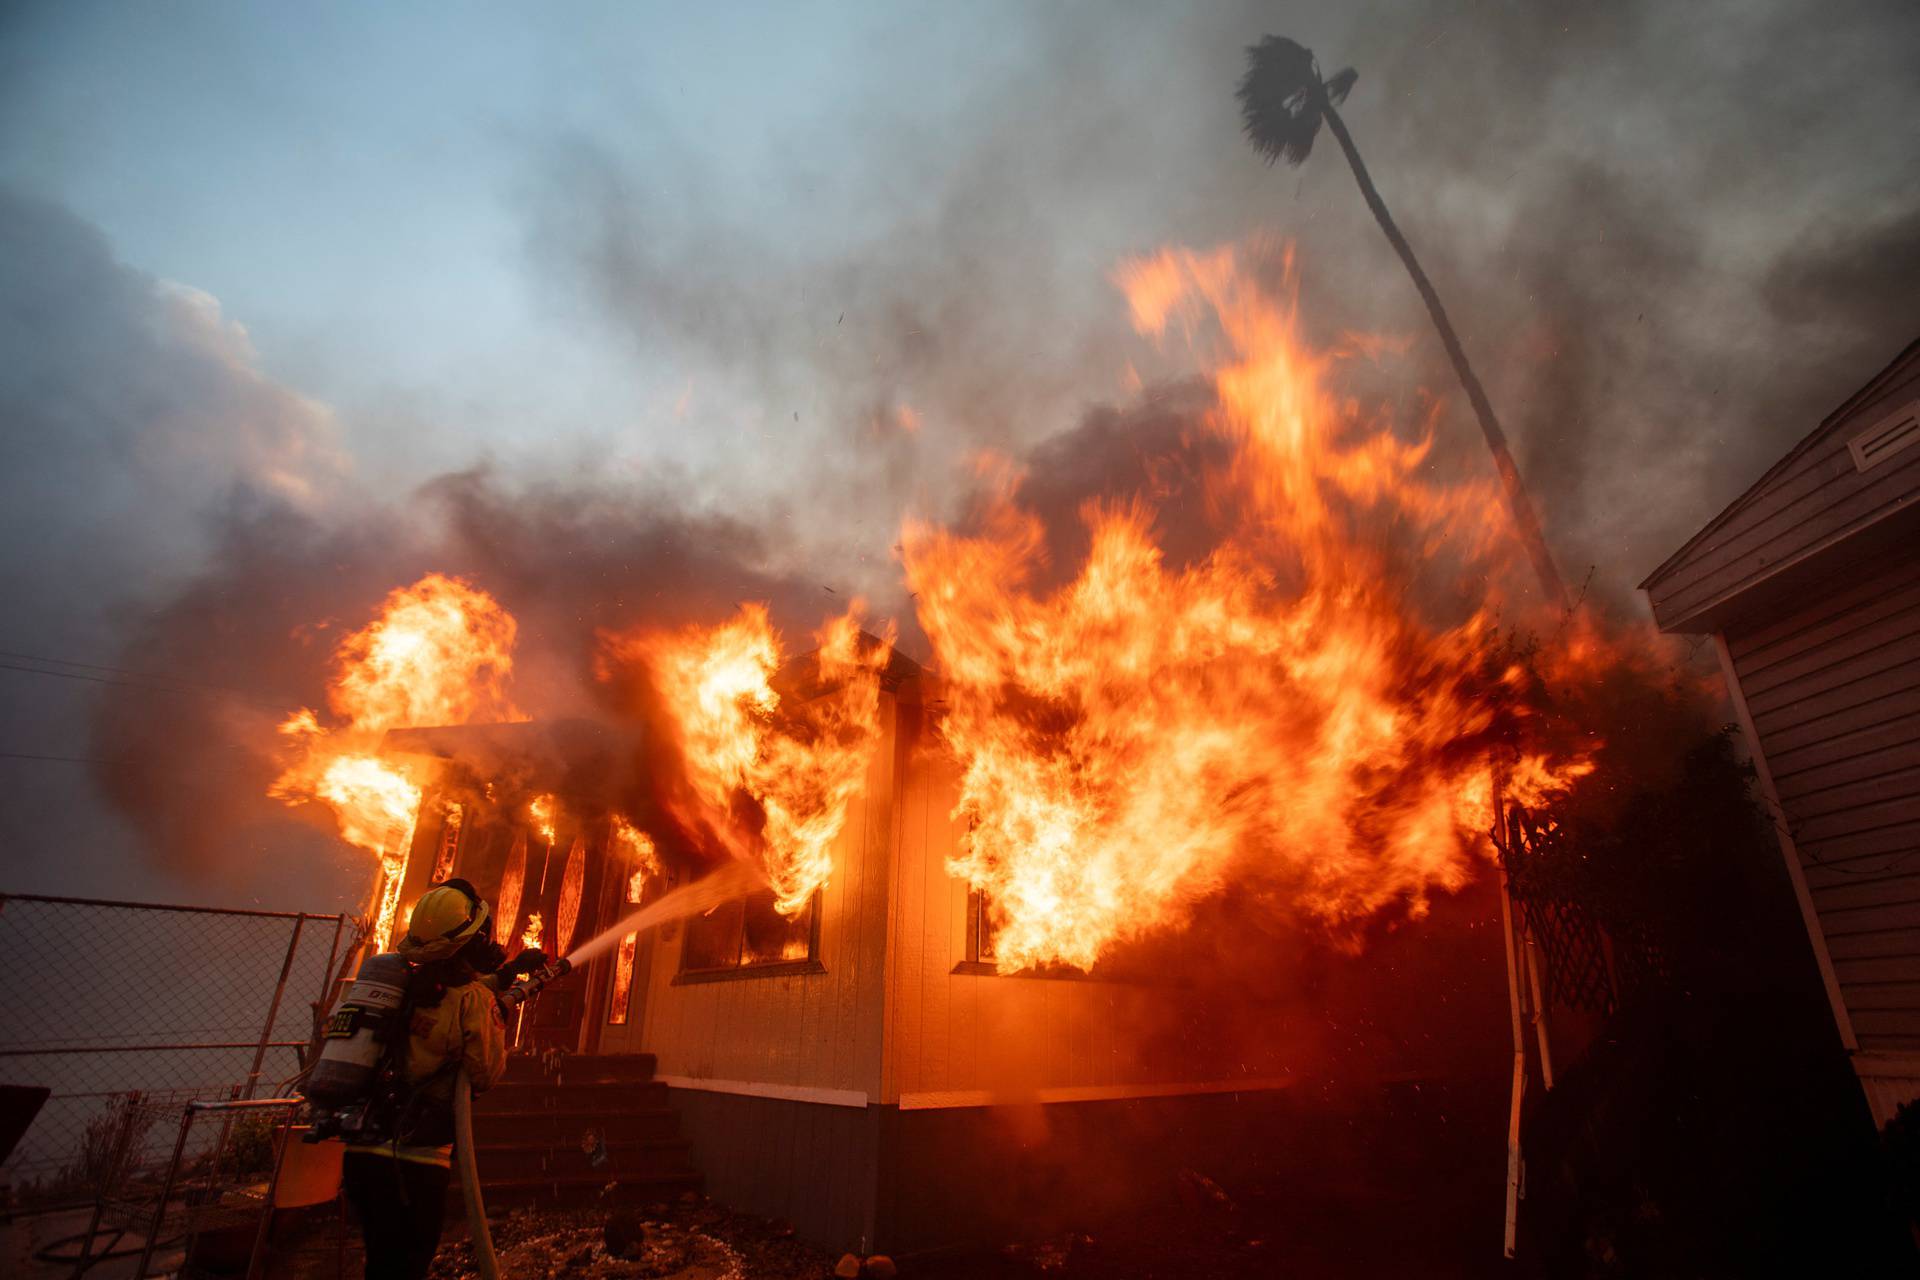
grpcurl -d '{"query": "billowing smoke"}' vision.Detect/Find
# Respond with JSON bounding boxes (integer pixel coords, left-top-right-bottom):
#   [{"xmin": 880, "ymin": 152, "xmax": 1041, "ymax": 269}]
[
  {"xmin": 519, "ymin": 0, "xmax": 1920, "ymax": 610},
  {"xmin": 4, "ymin": 0, "xmax": 1914, "ymax": 912},
  {"xmin": 0, "ymin": 189, "xmax": 346, "ymax": 905}
]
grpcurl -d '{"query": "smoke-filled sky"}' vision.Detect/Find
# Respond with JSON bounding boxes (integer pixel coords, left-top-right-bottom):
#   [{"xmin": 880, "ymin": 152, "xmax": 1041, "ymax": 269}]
[{"xmin": 2, "ymin": 0, "xmax": 1916, "ymax": 909}]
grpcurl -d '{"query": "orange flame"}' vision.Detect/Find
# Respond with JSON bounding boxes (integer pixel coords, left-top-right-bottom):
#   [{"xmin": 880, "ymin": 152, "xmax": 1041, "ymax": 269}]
[
  {"xmin": 269, "ymin": 573, "xmax": 523, "ymax": 949},
  {"xmin": 328, "ymin": 573, "xmax": 522, "ymax": 730},
  {"xmin": 902, "ymin": 246, "xmax": 1598, "ymax": 972},
  {"xmin": 613, "ymin": 817, "xmax": 659, "ymax": 900},
  {"xmin": 601, "ymin": 605, "xmax": 891, "ymax": 914},
  {"xmin": 521, "ymin": 911, "xmax": 543, "ymax": 952},
  {"xmin": 529, "ymin": 793, "xmax": 556, "ymax": 844}
]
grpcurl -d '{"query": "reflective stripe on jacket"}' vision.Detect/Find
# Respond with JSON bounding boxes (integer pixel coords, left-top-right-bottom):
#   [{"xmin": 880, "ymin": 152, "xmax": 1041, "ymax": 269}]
[{"xmin": 344, "ymin": 980, "xmax": 507, "ymax": 1168}]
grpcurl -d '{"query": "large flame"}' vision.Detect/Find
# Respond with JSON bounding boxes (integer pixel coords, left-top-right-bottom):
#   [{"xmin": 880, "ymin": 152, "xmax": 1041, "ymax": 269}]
[
  {"xmin": 270, "ymin": 573, "xmax": 524, "ymax": 948},
  {"xmin": 601, "ymin": 605, "xmax": 891, "ymax": 914},
  {"xmin": 903, "ymin": 246, "xmax": 1597, "ymax": 972},
  {"xmin": 328, "ymin": 573, "xmax": 521, "ymax": 730}
]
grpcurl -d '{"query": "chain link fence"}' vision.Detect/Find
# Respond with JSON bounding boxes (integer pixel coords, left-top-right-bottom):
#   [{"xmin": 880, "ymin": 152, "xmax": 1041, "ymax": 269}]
[{"xmin": 0, "ymin": 893, "xmax": 360, "ymax": 1210}]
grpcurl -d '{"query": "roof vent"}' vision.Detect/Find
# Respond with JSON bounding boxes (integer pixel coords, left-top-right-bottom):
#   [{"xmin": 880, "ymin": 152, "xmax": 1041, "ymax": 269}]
[{"xmin": 1848, "ymin": 400, "xmax": 1920, "ymax": 474}]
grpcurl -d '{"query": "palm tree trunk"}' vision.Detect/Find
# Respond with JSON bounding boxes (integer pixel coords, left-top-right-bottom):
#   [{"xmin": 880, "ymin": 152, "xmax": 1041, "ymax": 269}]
[{"xmin": 1319, "ymin": 102, "xmax": 1569, "ymax": 607}]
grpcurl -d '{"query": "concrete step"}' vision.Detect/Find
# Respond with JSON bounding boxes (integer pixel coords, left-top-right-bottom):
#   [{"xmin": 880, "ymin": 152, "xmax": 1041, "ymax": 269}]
[
  {"xmin": 474, "ymin": 1079, "xmax": 668, "ymax": 1113},
  {"xmin": 475, "ymin": 1137, "xmax": 695, "ymax": 1182},
  {"xmin": 500, "ymin": 1053, "xmax": 657, "ymax": 1085},
  {"xmin": 470, "ymin": 1107, "xmax": 682, "ymax": 1145}
]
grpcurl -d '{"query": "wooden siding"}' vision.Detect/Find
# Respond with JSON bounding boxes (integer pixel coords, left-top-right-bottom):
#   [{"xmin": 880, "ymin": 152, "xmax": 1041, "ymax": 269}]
[
  {"xmin": 1643, "ymin": 340, "xmax": 1920, "ymax": 632},
  {"xmin": 880, "ymin": 699, "xmax": 1269, "ymax": 1104},
  {"xmin": 635, "ymin": 695, "xmax": 898, "ymax": 1098},
  {"xmin": 1728, "ymin": 547, "xmax": 1920, "ymax": 1053}
]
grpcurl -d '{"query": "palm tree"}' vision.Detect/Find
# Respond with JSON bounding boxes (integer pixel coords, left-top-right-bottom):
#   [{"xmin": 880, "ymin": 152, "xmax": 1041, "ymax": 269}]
[{"xmin": 1238, "ymin": 36, "xmax": 1568, "ymax": 607}]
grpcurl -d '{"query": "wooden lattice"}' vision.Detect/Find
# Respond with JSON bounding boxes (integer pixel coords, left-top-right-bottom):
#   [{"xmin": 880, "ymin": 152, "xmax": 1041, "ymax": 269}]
[{"xmin": 1497, "ymin": 802, "xmax": 1670, "ymax": 1017}]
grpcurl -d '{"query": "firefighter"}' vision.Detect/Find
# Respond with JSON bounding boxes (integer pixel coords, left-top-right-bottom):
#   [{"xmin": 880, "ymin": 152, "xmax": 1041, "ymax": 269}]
[{"xmin": 341, "ymin": 880, "xmax": 514, "ymax": 1280}]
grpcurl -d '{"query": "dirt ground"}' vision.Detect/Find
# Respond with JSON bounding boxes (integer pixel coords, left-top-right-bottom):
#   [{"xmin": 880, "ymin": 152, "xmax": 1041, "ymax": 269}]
[
  {"xmin": 173, "ymin": 1160, "xmax": 1490, "ymax": 1280},
  {"xmin": 404, "ymin": 1170, "xmax": 1495, "ymax": 1280},
  {"xmin": 425, "ymin": 1200, "xmax": 839, "ymax": 1280}
]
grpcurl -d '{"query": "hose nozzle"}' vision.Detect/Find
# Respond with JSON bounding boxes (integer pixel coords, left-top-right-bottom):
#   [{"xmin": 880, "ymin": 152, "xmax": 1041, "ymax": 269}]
[{"xmin": 500, "ymin": 956, "xmax": 572, "ymax": 1008}]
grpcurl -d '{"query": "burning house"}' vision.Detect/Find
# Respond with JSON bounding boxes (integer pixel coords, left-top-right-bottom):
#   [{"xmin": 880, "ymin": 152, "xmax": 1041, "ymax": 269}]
[
  {"xmin": 263, "ymin": 248, "xmax": 1624, "ymax": 1254},
  {"xmin": 1642, "ymin": 337, "xmax": 1920, "ymax": 1127},
  {"xmin": 363, "ymin": 655, "xmax": 1330, "ymax": 1251}
]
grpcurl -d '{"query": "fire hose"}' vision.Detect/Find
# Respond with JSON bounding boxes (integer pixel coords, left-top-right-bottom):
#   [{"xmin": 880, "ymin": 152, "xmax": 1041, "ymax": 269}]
[
  {"xmin": 453, "ymin": 956, "xmax": 573, "ymax": 1280},
  {"xmin": 454, "ymin": 1069, "xmax": 500, "ymax": 1280}
]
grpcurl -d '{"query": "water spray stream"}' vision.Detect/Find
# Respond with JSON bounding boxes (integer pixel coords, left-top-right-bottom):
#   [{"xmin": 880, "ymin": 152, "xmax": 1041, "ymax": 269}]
[{"xmin": 566, "ymin": 860, "xmax": 762, "ymax": 967}]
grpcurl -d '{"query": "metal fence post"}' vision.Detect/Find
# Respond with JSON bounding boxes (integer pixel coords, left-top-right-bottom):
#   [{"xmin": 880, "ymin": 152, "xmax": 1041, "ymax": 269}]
[
  {"xmin": 244, "ymin": 914, "xmax": 306, "ymax": 1101},
  {"xmin": 244, "ymin": 1107, "xmax": 298, "ymax": 1280},
  {"xmin": 320, "ymin": 912, "xmax": 345, "ymax": 1008},
  {"xmin": 137, "ymin": 1103, "xmax": 196, "ymax": 1279}
]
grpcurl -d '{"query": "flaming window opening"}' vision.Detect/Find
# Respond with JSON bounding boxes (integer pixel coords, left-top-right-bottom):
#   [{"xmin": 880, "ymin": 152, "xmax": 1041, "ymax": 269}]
[{"xmin": 606, "ymin": 820, "xmax": 657, "ymax": 1027}]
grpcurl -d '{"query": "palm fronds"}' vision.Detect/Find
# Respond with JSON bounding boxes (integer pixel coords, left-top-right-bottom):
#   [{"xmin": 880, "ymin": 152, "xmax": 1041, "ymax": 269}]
[{"xmin": 1236, "ymin": 36, "xmax": 1358, "ymax": 167}]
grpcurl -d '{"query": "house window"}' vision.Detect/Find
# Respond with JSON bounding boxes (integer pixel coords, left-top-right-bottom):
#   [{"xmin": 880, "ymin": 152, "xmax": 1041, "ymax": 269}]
[
  {"xmin": 953, "ymin": 889, "xmax": 1005, "ymax": 975},
  {"xmin": 676, "ymin": 889, "xmax": 821, "ymax": 982},
  {"xmin": 607, "ymin": 831, "xmax": 653, "ymax": 1026},
  {"xmin": 956, "ymin": 890, "xmax": 1130, "ymax": 982}
]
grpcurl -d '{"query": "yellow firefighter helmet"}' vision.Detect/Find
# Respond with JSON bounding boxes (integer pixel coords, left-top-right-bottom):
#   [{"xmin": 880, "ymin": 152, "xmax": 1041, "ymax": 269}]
[{"xmin": 398, "ymin": 880, "xmax": 492, "ymax": 963}]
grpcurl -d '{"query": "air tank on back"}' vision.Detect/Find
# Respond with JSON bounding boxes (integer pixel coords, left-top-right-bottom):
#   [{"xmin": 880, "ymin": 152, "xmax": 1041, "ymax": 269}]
[{"xmin": 301, "ymin": 951, "xmax": 409, "ymax": 1108}]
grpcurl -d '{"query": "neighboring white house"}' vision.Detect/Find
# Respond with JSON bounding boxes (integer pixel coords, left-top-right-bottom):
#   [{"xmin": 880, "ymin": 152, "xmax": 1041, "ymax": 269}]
[{"xmin": 1641, "ymin": 337, "xmax": 1920, "ymax": 1125}]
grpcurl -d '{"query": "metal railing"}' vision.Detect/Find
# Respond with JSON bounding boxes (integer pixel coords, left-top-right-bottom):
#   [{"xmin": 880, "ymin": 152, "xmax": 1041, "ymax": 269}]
[
  {"xmin": 66, "ymin": 1094, "xmax": 305, "ymax": 1279},
  {"xmin": 0, "ymin": 892, "xmax": 360, "ymax": 1211}
]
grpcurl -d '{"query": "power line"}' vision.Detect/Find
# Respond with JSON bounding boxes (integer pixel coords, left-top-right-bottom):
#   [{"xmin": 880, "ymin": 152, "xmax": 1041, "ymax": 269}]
[
  {"xmin": 0, "ymin": 658, "xmax": 288, "ymax": 708},
  {"xmin": 0, "ymin": 650, "xmax": 277, "ymax": 700},
  {"xmin": 0, "ymin": 750, "xmax": 260, "ymax": 773}
]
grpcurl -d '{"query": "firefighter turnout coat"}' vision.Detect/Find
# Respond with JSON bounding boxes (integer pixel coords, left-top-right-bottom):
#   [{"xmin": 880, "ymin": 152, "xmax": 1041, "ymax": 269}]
[{"xmin": 345, "ymin": 979, "xmax": 508, "ymax": 1168}]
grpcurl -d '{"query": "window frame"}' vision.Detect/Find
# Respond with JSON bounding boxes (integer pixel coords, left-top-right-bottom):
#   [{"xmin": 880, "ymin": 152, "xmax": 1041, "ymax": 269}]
[
  {"xmin": 951, "ymin": 887, "xmax": 1000, "ymax": 976},
  {"xmin": 672, "ymin": 888, "xmax": 824, "ymax": 985},
  {"xmin": 952, "ymin": 887, "xmax": 1139, "ymax": 983}
]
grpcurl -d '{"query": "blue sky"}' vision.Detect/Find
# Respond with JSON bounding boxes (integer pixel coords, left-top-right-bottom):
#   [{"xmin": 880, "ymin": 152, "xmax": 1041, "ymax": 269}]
[{"xmin": 2, "ymin": 4, "xmax": 1053, "ymax": 501}]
